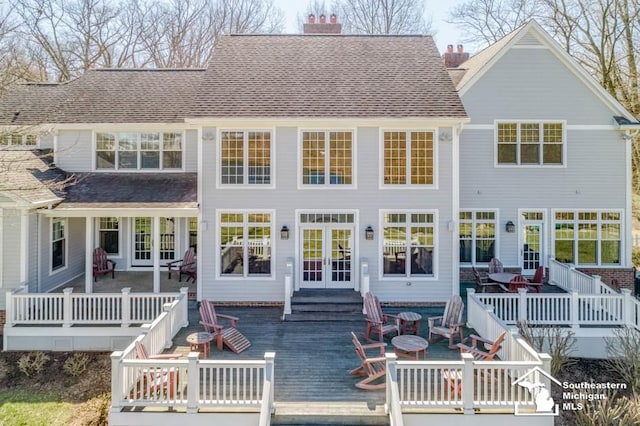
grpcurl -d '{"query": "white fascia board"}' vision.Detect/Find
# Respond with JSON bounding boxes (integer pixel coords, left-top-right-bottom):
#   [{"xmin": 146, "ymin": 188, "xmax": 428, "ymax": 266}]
[
  {"xmin": 40, "ymin": 207, "xmax": 199, "ymax": 218},
  {"xmin": 185, "ymin": 117, "xmax": 470, "ymax": 127}
]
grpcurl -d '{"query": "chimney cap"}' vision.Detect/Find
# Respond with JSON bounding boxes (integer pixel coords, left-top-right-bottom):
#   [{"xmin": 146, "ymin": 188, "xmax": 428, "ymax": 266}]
[
  {"xmin": 319, "ymin": 14, "xmax": 326, "ymax": 23},
  {"xmin": 330, "ymin": 13, "xmax": 337, "ymax": 24},
  {"xmin": 457, "ymin": 44, "xmax": 464, "ymax": 53},
  {"xmin": 308, "ymin": 14, "xmax": 315, "ymax": 24}
]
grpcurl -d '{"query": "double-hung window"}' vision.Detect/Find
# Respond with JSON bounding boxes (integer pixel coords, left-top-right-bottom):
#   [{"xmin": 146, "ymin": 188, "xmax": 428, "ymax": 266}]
[
  {"xmin": 382, "ymin": 211, "xmax": 435, "ymax": 277},
  {"xmin": 219, "ymin": 212, "xmax": 272, "ymax": 277},
  {"xmin": 301, "ymin": 131, "xmax": 353, "ymax": 186},
  {"xmin": 0, "ymin": 133, "xmax": 37, "ymax": 147},
  {"xmin": 553, "ymin": 210, "xmax": 621, "ymax": 265},
  {"xmin": 496, "ymin": 121, "xmax": 564, "ymax": 165},
  {"xmin": 382, "ymin": 131, "xmax": 434, "ymax": 186},
  {"xmin": 220, "ymin": 131, "xmax": 272, "ymax": 186},
  {"xmin": 98, "ymin": 217, "xmax": 120, "ymax": 255},
  {"xmin": 51, "ymin": 218, "xmax": 66, "ymax": 271},
  {"xmin": 459, "ymin": 211, "xmax": 496, "ymax": 264},
  {"xmin": 95, "ymin": 131, "xmax": 183, "ymax": 170}
]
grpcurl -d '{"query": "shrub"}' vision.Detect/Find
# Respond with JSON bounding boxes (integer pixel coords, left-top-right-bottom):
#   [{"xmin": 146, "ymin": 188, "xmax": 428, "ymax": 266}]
[
  {"xmin": 517, "ymin": 321, "xmax": 576, "ymax": 376},
  {"xmin": 63, "ymin": 353, "xmax": 90, "ymax": 377},
  {"xmin": 605, "ymin": 326, "xmax": 640, "ymax": 394},
  {"xmin": 75, "ymin": 392, "xmax": 111, "ymax": 426},
  {"xmin": 573, "ymin": 391, "xmax": 640, "ymax": 426},
  {"xmin": 17, "ymin": 352, "xmax": 50, "ymax": 377},
  {"xmin": 632, "ymin": 247, "xmax": 640, "ymax": 269}
]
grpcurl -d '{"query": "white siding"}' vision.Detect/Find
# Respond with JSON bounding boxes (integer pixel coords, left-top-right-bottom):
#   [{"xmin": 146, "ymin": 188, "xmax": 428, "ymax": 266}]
[
  {"xmin": 56, "ymin": 130, "xmax": 93, "ymax": 172},
  {"xmin": 200, "ymin": 124, "xmax": 457, "ymax": 303},
  {"xmin": 185, "ymin": 129, "xmax": 198, "ymax": 172}
]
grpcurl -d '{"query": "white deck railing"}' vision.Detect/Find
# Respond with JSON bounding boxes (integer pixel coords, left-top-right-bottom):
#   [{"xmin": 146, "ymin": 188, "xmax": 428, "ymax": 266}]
[
  {"xmin": 6, "ymin": 287, "xmax": 183, "ymax": 328},
  {"xmin": 548, "ymin": 259, "xmax": 615, "ymax": 294},
  {"xmin": 472, "ymin": 288, "xmax": 640, "ymax": 329},
  {"xmin": 282, "ymin": 259, "xmax": 293, "ymax": 319}
]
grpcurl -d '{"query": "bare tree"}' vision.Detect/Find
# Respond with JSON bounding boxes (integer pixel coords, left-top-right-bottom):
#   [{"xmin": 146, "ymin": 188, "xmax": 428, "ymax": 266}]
[
  {"xmin": 448, "ymin": 0, "xmax": 542, "ymax": 47},
  {"xmin": 296, "ymin": 0, "xmax": 338, "ymax": 32},
  {"xmin": 337, "ymin": 0, "xmax": 433, "ymax": 35}
]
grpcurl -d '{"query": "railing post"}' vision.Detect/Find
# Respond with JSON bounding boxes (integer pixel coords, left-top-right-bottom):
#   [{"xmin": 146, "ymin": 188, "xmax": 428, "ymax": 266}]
[
  {"xmin": 5, "ymin": 290, "xmax": 13, "ymax": 328},
  {"xmin": 121, "ymin": 287, "xmax": 131, "ymax": 328},
  {"xmin": 265, "ymin": 351, "xmax": 276, "ymax": 413},
  {"xmin": 163, "ymin": 302, "xmax": 173, "ymax": 348},
  {"xmin": 570, "ymin": 291, "xmax": 580, "ymax": 329},
  {"xmin": 518, "ymin": 288, "xmax": 528, "ymax": 323},
  {"xmin": 568, "ymin": 267, "xmax": 576, "ymax": 292},
  {"xmin": 186, "ymin": 352, "xmax": 199, "ymax": 414},
  {"xmin": 621, "ymin": 289, "xmax": 633, "ymax": 327},
  {"xmin": 539, "ymin": 353, "xmax": 553, "ymax": 396},
  {"xmin": 110, "ymin": 351, "xmax": 123, "ymax": 413},
  {"xmin": 283, "ymin": 260, "xmax": 293, "ymax": 318},
  {"xmin": 592, "ymin": 275, "xmax": 602, "ymax": 294},
  {"xmin": 360, "ymin": 259, "xmax": 369, "ymax": 297},
  {"xmin": 385, "ymin": 352, "xmax": 398, "ymax": 413},
  {"xmin": 461, "ymin": 352, "xmax": 475, "ymax": 415},
  {"xmin": 62, "ymin": 288, "xmax": 73, "ymax": 327},
  {"xmin": 179, "ymin": 287, "xmax": 189, "ymax": 327}
]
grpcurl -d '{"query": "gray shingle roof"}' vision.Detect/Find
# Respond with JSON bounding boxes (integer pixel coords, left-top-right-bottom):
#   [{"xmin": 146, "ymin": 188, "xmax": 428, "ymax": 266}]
[
  {"xmin": 0, "ymin": 69, "xmax": 205, "ymax": 125},
  {"xmin": 56, "ymin": 173, "xmax": 197, "ymax": 209},
  {"xmin": 192, "ymin": 34, "xmax": 467, "ymax": 119},
  {"xmin": 0, "ymin": 84, "xmax": 64, "ymax": 126},
  {"xmin": 0, "ymin": 149, "xmax": 66, "ymax": 205}
]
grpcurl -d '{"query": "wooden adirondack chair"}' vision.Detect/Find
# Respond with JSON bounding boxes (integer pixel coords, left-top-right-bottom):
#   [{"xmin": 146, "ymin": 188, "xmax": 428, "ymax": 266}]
[
  {"xmin": 133, "ymin": 341, "xmax": 182, "ymax": 399},
  {"xmin": 457, "ymin": 331, "xmax": 507, "ymax": 360},
  {"xmin": 348, "ymin": 332, "xmax": 387, "ymax": 390},
  {"xmin": 527, "ymin": 266, "xmax": 544, "ymax": 293},
  {"xmin": 166, "ymin": 247, "xmax": 196, "ymax": 282},
  {"xmin": 363, "ymin": 292, "xmax": 400, "ymax": 342},
  {"xmin": 199, "ymin": 300, "xmax": 251, "ymax": 354},
  {"xmin": 428, "ymin": 295, "xmax": 465, "ymax": 349},
  {"xmin": 93, "ymin": 247, "xmax": 116, "ymax": 281},
  {"xmin": 508, "ymin": 274, "xmax": 530, "ymax": 292}
]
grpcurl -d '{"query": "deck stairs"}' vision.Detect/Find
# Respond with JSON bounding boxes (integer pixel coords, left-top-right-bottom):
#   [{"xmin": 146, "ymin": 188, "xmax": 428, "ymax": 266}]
[
  {"xmin": 271, "ymin": 401, "xmax": 389, "ymax": 425},
  {"xmin": 285, "ymin": 289, "xmax": 364, "ymax": 321}
]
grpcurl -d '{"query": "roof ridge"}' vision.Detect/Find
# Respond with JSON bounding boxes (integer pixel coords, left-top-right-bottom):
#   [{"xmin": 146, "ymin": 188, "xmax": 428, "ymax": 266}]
[
  {"xmin": 92, "ymin": 68, "xmax": 206, "ymax": 72},
  {"xmin": 227, "ymin": 33, "xmax": 431, "ymax": 39}
]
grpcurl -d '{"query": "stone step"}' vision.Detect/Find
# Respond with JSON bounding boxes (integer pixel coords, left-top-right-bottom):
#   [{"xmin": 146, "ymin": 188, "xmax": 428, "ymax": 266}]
[{"xmin": 272, "ymin": 401, "xmax": 389, "ymax": 426}]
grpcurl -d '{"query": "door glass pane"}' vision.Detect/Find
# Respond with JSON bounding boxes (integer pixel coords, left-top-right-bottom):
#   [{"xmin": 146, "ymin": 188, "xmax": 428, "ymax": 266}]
[
  {"xmin": 160, "ymin": 218, "xmax": 175, "ymax": 261},
  {"xmin": 303, "ymin": 229, "xmax": 323, "ymax": 281},
  {"xmin": 523, "ymin": 225, "xmax": 541, "ymax": 270},
  {"xmin": 134, "ymin": 217, "xmax": 152, "ymax": 261},
  {"xmin": 331, "ymin": 229, "xmax": 351, "ymax": 282},
  {"xmin": 221, "ymin": 226, "xmax": 243, "ymax": 275}
]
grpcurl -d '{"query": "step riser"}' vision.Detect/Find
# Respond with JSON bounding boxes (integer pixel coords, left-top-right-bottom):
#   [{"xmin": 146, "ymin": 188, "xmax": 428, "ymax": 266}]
[
  {"xmin": 292, "ymin": 304, "xmax": 362, "ymax": 313},
  {"xmin": 272, "ymin": 416, "xmax": 388, "ymax": 426},
  {"xmin": 286, "ymin": 290, "xmax": 364, "ymax": 321}
]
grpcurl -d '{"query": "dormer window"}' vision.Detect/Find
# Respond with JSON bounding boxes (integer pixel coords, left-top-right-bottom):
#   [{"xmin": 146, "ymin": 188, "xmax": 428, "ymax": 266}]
[
  {"xmin": 0, "ymin": 133, "xmax": 37, "ymax": 147},
  {"xmin": 95, "ymin": 131, "xmax": 183, "ymax": 170}
]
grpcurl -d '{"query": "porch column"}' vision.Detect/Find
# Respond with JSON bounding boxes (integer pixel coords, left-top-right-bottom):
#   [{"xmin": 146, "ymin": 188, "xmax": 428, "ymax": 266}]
[
  {"xmin": 85, "ymin": 217, "xmax": 93, "ymax": 293},
  {"xmin": 153, "ymin": 216, "xmax": 161, "ymax": 293}
]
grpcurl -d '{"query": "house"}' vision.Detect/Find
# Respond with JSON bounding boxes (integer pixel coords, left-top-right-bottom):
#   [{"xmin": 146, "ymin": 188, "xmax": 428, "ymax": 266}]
[{"xmin": 0, "ymin": 19, "xmax": 636, "ymax": 325}]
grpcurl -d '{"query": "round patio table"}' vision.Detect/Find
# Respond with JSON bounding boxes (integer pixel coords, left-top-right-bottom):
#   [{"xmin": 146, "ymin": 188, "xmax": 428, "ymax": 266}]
[
  {"xmin": 397, "ymin": 311, "xmax": 422, "ymax": 335},
  {"xmin": 487, "ymin": 272, "xmax": 517, "ymax": 284},
  {"xmin": 186, "ymin": 332, "xmax": 213, "ymax": 359},
  {"xmin": 392, "ymin": 335, "xmax": 429, "ymax": 360}
]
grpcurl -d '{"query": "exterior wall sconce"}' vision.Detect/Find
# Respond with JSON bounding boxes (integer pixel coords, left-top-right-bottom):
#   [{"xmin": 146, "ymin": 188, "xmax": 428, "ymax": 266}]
[
  {"xmin": 280, "ymin": 225, "xmax": 289, "ymax": 240},
  {"xmin": 505, "ymin": 221, "xmax": 515, "ymax": 233},
  {"xmin": 365, "ymin": 225, "xmax": 374, "ymax": 240}
]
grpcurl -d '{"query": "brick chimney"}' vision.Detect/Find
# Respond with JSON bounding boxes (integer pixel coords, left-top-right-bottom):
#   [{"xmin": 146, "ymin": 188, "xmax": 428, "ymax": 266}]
[
  {"xmin": 442, "ymin": 44, "xmax": 470, "ymax": 68},
  {"xmin": 303, "ymin": 13, "xmax": 342, "ymax": 34}
]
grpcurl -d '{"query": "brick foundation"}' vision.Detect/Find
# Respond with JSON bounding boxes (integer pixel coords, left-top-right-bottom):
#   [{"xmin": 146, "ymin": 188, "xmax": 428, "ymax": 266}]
[{"xmin": 576, "ymin": 267, "xmax": 635, "ymax": 291}]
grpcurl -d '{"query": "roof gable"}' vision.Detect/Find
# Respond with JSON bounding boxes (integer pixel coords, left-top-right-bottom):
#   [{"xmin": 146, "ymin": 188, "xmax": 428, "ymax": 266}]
[
  {"xmin": 192, "ymin": 34, "xmax": 467, "ymax": 119},
  {"xmin": 454, "ymin": 20, "xmax": 635, "ymax": 121}
]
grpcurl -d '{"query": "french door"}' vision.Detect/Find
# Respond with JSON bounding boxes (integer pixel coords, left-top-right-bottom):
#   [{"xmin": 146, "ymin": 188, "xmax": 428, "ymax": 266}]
[
  {"xmin": 520, "ymin": 212, "xmax": 545, "ymax": 275},
  {"xmin": 300, "ymin": 226, "xmax": 353, "ymax": 289},
  {"xmin": 132, "ymin": 217, "xmax": 176, "ymax": 267}
]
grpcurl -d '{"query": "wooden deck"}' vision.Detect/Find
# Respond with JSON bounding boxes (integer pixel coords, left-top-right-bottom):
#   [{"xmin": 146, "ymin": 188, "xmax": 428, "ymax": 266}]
[{"xmin": 169, "ymin": 303, "xmax": 467, "ymax": 404}]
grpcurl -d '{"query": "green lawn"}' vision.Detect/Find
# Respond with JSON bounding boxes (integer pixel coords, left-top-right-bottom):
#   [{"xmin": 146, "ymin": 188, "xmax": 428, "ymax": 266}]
[{"xmin": 0, "ymin": 390, "xmax": 75, "ymax": 426}]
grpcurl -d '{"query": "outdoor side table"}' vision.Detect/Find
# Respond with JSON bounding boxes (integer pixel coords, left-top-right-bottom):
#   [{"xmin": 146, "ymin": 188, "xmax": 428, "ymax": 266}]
[
  {"xmin": 397, "ymin": 311, "xmax": 422, "ymax": 335},
  {"xmin": 186, "ymin": 332, "xmax": 213, "ymax": 359},
  {"xmin": 392, "ymin": 335, "xmax": 429, "ymax": 360}
]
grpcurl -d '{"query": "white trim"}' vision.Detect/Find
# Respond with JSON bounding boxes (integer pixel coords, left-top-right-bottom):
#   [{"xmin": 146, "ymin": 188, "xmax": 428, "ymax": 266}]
[
  {"xmin": 20, "ymin": 212, "xmax": 28, "ymax": 283},
  {"xmin": 216, "ymin": 128, "xmax": 276, "ymax": 189},
  {"xmin": 626, "ymin": 138, "xmax": 632, "ymax": 268},
  {"xmin": 465, "ymin": 124, "xmax": 620, "ymax": 131},
  {"xmin": 92, "ymin": 130, "xmax": 187, "ymax": 172},
  {"xmin": 458, "ymin": 209, "xmax": 499, "ymax": 266},
  {"xmin": 42, "ymin": 207, "xmax": 198, "ymax": 218},
  {"xmin": 56, "ymin": 123, "xmax": 199, "ymax": 131},
  {"xmin": 197, "ymin": 126, "xmax": 204, "ymax": 300},
  {"xmin": 0, "ymin": 208, "xmax": 3, "ymax": 289},
  {"xmin": 186, "ymin": 118, "xmax": 469, "ymax": 126},
  {"xmin": 215, "ymin": 209, "xmax": 276, "ymax": 281},
  {"xmin": 451, "ymin": 126, "xmax": 461, "ymax": 295},
  {"xmin": 550, "ymin": 208, "xmax": 624, "ymax": 267},
  {"xmin": 378, "ymin": 128, "xmax": 439, "ymax": 190},
  {"xmin": 296, "ymin": 128, "xmax": 358, "ymax": 190},
  {"xmin": 294, "ymin": 209, "xmax": 359, "ymax": 290},
  {"xmin": 50, "ymin": 217, "xmax": 68, "ymax": 275},
  {"xmin": 493, "ymin": 120, "xmax": 567, "ymax": 168},
  {"xmin": 377, "ymin": 209, "xmax": 439, "ymax": 281}
]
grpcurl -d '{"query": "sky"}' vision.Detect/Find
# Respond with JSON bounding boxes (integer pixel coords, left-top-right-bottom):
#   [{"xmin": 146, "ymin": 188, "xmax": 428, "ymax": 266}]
[{"xmin": 272, "ymin": 0, "xmax": 467, "ymax": 53}]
